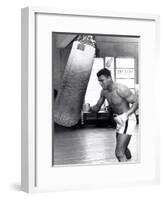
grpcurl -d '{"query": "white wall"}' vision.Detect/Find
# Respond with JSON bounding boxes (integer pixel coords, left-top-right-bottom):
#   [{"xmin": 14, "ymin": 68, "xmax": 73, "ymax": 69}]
[{"xmin": 0, "ymin": 0, "xmax": 163, "ymax": 199}]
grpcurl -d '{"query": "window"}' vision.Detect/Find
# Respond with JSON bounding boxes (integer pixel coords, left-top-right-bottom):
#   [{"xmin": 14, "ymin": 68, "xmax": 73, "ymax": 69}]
[{"xmin": 115, "ymin": 57, "xmax": 135, "ymax": 91}]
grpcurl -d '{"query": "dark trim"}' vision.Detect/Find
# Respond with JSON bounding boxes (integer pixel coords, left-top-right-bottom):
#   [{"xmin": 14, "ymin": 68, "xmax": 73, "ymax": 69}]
[{"xmin": 124, "ymin": 120, "xmax": 129, "ymax": 134}]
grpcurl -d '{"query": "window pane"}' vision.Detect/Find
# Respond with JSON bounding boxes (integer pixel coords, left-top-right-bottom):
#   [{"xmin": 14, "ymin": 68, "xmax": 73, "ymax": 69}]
[
  {"xmin": 116, "ymin": 58, "xmax": 135, "ymax": 68},
  {"xmin": 105, "ymin": 57, "xmax": 115, "ymax": 79},
  {"xmin": 105, "ymin": 57, "xmax": 114, "ymax": 68},
  {"xmin": 116, "ymin": 68, "xmax": 135, "ymax": 79}
]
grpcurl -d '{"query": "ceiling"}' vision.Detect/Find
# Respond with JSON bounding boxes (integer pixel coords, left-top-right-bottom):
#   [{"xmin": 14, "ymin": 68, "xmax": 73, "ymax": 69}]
[{"xmin": 54, "ymin": 33, "xmax": 140, "ymax": 48}]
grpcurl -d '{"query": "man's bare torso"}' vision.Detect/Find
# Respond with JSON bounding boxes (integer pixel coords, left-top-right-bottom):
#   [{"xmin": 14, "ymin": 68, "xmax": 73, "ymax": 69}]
[{"xmin": 102, "ymin": 83, "xmax": 130, "ymax": 115}]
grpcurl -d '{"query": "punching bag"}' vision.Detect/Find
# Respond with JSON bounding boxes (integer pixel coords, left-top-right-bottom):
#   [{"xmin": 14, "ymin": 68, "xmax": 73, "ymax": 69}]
[{"xmin": 54, "ymin": 35, "xmax": 96, "ymax": 127}]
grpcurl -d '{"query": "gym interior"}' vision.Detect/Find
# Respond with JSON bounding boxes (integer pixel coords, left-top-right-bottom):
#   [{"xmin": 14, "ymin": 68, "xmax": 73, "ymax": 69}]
[{"xmin": 52, "ymin": 33, "xmax": 140, "ymax": 166}]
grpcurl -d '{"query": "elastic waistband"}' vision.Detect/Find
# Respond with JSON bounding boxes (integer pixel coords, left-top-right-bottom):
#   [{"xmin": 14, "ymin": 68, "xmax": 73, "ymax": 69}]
[{"xmin": 113, "ymin": 113, "xmax": 136, "ymax": 119}]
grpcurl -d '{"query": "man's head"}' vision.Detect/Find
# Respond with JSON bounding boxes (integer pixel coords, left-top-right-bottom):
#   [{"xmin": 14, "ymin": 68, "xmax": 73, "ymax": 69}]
[{"xmin": 97, "ymin": 68, "xmax": 112, "ymax": 90}]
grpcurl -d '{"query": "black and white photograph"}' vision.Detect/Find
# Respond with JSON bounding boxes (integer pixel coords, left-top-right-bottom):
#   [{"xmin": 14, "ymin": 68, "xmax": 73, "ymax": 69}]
[{"xmin": 52, "ymin": 33, "xmax": 139, "ymax": 166}]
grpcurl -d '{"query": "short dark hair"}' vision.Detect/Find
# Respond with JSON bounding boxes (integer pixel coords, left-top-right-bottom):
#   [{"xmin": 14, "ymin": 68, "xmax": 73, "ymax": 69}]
[{"xmin": 97, "ymin": 68, "xmax": 111, "ymax": 78}]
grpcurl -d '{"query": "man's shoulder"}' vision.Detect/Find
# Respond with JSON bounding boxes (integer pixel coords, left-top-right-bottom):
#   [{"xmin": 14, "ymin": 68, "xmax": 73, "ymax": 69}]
[
  {"xmin": 115, "ymin": 82, "xmax": 128, "ymax": 90},
  {"xmin": 115, "ymin": 83, "xmax": 131, "ymax": 96}
]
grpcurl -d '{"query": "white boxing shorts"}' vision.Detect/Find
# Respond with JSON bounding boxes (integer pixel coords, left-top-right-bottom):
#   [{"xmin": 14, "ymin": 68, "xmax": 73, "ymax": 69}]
[{"xmin": 116, "ymin": 114, "xmax": 137, "ymax": 135}]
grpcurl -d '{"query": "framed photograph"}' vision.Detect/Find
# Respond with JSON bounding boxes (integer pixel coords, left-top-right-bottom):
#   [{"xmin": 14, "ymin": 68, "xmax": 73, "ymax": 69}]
[{"xmin": 21, "ymin": 7, "xmax": 160, "ymax": 193}]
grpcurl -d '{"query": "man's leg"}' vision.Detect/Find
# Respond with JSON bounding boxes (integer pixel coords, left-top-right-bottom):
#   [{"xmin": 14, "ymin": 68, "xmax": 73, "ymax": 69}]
[{"xmin": 115, "ymin": 133, "xmax": 132, "ymax": 162}]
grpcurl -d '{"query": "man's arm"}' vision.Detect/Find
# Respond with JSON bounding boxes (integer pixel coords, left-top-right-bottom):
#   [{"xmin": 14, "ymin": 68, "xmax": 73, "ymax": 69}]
[
  {"xmin": 117, "ymin": 85, "xmax": 138, "ymax": 118},
  {"xmin": 89, "ymin": 90, "xmax": 105, "ymax": 112}
]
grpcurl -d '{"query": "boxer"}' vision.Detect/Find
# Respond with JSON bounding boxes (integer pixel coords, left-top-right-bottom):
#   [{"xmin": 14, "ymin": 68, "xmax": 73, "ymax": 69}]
[{"xmin": 89, "ymin": 68, "xmax": 138, "ymax": 162}]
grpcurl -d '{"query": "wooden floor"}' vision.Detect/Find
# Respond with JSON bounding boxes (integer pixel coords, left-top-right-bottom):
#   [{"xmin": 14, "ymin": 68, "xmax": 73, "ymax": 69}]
[{"xmin": 53, "ymin": 124, "xmax": 139, "ymax": 166}]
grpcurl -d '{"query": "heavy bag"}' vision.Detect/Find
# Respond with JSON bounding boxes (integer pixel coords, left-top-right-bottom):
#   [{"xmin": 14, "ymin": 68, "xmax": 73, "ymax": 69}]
[{"xmin": 54, "ymin": 35, "xmax": 96, "ymax": 127}]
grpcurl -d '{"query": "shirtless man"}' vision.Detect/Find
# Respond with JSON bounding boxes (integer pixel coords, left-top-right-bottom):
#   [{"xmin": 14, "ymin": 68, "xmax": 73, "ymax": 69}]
[{"xmin": 89, "ymin": 68, "xmax": 138, "ymax": 162}]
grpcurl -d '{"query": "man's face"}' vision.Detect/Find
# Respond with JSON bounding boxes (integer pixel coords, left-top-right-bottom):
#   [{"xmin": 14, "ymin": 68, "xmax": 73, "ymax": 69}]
[{"xmin": 98, "ymin": 75, "xmax": 111, "ymax": 90}]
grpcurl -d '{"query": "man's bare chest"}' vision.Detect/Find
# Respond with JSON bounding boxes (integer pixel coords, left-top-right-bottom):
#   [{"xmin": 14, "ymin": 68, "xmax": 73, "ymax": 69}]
[{"xmin": 103, "ymin": 90, "xmax": 123, "ymax": 105}]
